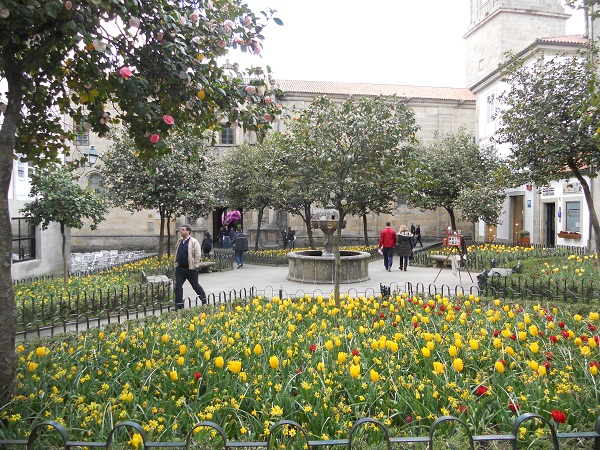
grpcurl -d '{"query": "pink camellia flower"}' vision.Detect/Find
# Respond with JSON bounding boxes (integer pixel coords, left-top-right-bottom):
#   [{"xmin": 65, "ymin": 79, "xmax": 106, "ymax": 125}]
[
  {"xmin": 245, "ymin": 85, "xmax": 256, "ymax": 95},
  {"xmin": 129, "ymin": 17, "xmax": 140, "ymax": 28},
  {"xmin": 263, "ymin": 113, "xmax": 272, "ymax": 122},
  {"xmin": 190, "ymin": 11, "xmax": 199, "ymax": 23},
  {"xmin": 218, "ymin": 40, "xmax": 226, "ymax": 48},
  {"xmin": 119, "ymin": 67, "xmax": 133, "ymax": 79},
  {"xmin": 157, "ymin": 32, "xmax": 164, "ymax": 41},
  {"xmin": 162, "ymin": 115, "xmax": 174, "ymax": 125},
  {"xmin": 223, "ymin": 19, "xmax": 233, "ymax": 32},
  {"xmin": 244, "ymin": 16, "xmax": 253, "ymax": 27},
  {"xmin": 252, "ymin": 42, "xmax": 261, "ymax": 55},
  {"xmin": 64, "ymin": 1, "xmax": 72, "ymax": 11},
  {"xmin": 150, "ymin": 134, "xmax": 160, "ymax": 144},
  {"xmin": 207, "ymin": 0, "xmax": 214, "ymax": 9},
  {"xmin": 179, "ymin": 16, "xmax": 187, "ymax": 26},
  {"xmin": 264, "ymin": 96, "xmax": 272, "ymax": 106}
]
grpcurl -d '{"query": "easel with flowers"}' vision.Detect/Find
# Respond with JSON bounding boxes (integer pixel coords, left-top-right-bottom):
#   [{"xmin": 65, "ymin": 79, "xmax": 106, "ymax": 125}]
[{"xmin": 433, "ymin": 228, "xmax": 473, "ymax": 284}]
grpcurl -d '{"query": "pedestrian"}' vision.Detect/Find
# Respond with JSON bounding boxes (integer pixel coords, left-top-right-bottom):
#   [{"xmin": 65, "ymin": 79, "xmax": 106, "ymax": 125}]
[
  {"xmin": 232, "ymin": 226, "xmax": 249, "ymax": 268},
  {"xmin": 396, "ymin": 224, "xmax": 414, "ymax": 271},
  {"xmin": 281, "ymin": 229, "xmax": 288, "ymax": 250},
  {"xmin": 219, "ymin": 224, "xmax": 229, "ymax": 248},
  {"xmin": 415, "ymin": 224, "xmax": 423, "ymax": 247},
  {"xmin": 410, "ymin": 224, "xmax": 416, "ymax": 247},
  {"xmin": 286, "ymin": 227, "xmax": 296, "ymax": 250},
  {"xmin": 378, "ymin": 221, "xmax": 396, "ymax": 272},
  {"xmin": 201, "ymin": 231, "xmax": 212, "ymax": 257},
  {"xmin": 174, "ymin": 225, "xmax": 207, "ymax": 310}
]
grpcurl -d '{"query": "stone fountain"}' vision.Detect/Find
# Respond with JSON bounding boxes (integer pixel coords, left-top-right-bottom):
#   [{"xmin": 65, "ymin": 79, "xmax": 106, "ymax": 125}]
[{"xmin": 287, "ymin": 207, "xmax": 370, "ymax": 283}]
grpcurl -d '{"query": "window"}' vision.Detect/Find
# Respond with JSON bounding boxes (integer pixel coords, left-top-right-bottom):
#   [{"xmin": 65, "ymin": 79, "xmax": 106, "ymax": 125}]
[
  {"xmin": 16, "ymin": 155, "xmax": 34, "ymax": 179},
  {"xmin": 220, "ymin": 128, "xmax": 234, "ymax": 145},
  {"xmin": 75, "ymin": 120, "xmax": 90, "ymax": 146},
  {"xmin": 88, "ymin": 172, "xmax": 104, "ymax": 194},
  {"xmin": 565, "ymin": 201, "xmax": 580, "ymax": 232},
  {"xmin": 486, "ymin": 94, "xmax": 495, "ymax": 123},
  {"xmin": 11, "ymin": 217, "xmax": 35, "ymax": 262}
]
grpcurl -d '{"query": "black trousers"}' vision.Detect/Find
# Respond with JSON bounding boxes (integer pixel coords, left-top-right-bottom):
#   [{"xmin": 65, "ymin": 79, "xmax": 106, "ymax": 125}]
[{"xmin": 175, "ymin": 267, "xmax": 207, "ymax": 309}]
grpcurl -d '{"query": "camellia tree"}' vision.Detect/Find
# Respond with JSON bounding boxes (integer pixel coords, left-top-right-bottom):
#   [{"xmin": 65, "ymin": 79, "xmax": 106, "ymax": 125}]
[
  {"xmin": 20, "ymin": 166, "xmax": 108, "ymax": 285},
  {"xmin": 0, "ymin": 0, "xmax": 283, "ymax": 400},
  {"xmin": 288, "ymin": 96, "xmax": 418, "ymax": 301},
  {"xmin": 100, "ymin": 130, "xmax": 219, "ymax": 260},
  {"xmin": 495, "ymin": 48, "xmax": 600, "ymax": 257},
  {"xmin": 402, "ymin": 129, "xmax": 511, "ymax": 232}
]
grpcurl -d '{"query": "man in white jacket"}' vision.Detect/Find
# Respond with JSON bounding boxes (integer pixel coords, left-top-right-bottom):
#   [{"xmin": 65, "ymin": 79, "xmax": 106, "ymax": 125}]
[{"xmin": 174, "ymin": 225, "xmax": 207, "ymax": 309}]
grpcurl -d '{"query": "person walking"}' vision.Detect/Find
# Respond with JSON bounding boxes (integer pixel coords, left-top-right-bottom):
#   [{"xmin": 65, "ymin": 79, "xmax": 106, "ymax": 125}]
[
  {"xmin": 415, "ymin": 224, "xmax": 423, "ymax": 247},
  {"xmin": 232, "ymin": 227, "xmax": 249, "ymax": 268},
  {"xmin": 397, "ymin": 224, "xmax": 414, "ymax": 271},
  {"xmin": 410, "ymin": 224, "xmax": 416, "ymax": 247},
  {"xmin": 201, "ymin": 231, "xmax": 212, "ymax": 257},
  {"xmin": 286, "ymin": 227, "xmax": 296, "ymax": 250},
  {"xmin": 281, "ymin": 229, "xmax": 288, "ymax": 250},
  {"xmin": 378, "ymin": 221, "xmax": 396, "ymax": 272},
  {"xmin": 174, "ymin": 225, "xmax": 207, "ymax": 310}
]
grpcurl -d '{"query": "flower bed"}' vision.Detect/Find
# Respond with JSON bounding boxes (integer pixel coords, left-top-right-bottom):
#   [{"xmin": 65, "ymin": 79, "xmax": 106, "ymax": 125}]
[{"xmin": 3, "ymin": 293, "xmax": 599, "ymax": 445}]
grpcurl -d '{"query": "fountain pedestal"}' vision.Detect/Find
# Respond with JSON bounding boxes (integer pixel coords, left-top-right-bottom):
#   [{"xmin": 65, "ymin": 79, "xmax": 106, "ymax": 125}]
[{"xmin": 287, "ymin": 208, "xmax": 370, "ymax": 284}]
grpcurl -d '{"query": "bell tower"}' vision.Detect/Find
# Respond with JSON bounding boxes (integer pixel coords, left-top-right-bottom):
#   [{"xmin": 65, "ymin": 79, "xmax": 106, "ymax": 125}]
[{"xmin": 465, "ymin": 0, "xmax": 569, "ymax": 87}]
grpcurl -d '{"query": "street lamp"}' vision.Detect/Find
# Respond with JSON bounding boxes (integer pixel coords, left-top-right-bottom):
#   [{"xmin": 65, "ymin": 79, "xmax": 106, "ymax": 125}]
[{"xmin": 87, "ymin": 146, "xmax": 99, "ymax": 167}]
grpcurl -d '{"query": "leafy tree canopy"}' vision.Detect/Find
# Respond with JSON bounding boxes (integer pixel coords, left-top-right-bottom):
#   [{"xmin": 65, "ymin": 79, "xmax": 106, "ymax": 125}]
[
  {"xmin": 495, "ymin": 46, "xmax": 600, "ymax": 257},
  {"xmin": 403, "ymin": 129, "xmax": 511, "ymax": 230},
  {"xmin": 100, "ymin": 128, "xmax": 219, "ymax": 258}
]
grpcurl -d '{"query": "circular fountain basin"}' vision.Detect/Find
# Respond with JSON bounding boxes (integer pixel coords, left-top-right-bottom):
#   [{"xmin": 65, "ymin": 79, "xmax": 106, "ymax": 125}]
[{"xmin": 287, "ymin": 250, "xmax": 370, "ymax": 284}]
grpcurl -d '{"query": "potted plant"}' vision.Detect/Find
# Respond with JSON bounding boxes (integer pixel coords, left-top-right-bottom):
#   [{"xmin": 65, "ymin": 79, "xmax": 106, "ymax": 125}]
[{"xmin": 519, "ymin": 229, "xmax": 530, "ymax": 246}]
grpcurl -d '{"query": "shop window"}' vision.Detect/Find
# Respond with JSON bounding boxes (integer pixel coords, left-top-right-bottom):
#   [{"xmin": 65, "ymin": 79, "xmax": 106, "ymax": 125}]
[{"xmin": 565, "ymin": 201, "xmax": 580, "ymax": 232}]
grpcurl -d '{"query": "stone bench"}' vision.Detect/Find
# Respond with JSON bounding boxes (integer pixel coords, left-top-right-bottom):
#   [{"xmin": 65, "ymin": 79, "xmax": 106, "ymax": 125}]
[
  {"xmin": 198, "ymin": 261, "xmax": 216, "ymax": 273},
  {"xmin": 141, "ymin": 271, "xmax": 171, "ymax": 285},
  {"xmin": 430, "ymin": 254, "xmax": 463, "ymax": 268}
]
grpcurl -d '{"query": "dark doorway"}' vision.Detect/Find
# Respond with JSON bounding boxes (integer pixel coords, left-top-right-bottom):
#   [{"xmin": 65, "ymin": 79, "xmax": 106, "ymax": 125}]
[{"xmin": 545, "ymin": 203, "xmax": 556, "ymax": 247}]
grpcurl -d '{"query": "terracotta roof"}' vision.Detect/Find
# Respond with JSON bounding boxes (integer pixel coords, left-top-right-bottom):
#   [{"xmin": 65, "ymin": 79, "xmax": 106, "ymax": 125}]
[
  {"xmin": 537, "ymin": 34, "xmax": 587, "ymax": 45},
  {"xmin": 275, "ymin": 79, "xmax": 475, "ymax": 102}
]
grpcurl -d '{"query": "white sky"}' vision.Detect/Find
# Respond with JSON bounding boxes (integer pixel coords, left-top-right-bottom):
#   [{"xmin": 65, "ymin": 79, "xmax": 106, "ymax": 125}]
[{"xmin": 232, "ymin": 0, "xmax": 586, "ymax": 88}]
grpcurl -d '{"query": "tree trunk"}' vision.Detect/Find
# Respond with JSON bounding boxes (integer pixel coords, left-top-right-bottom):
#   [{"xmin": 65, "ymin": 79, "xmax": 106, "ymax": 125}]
[
  {"xmin": 254, "ymin": 208, "xmax": 264, "ymax": 251},
  {"xmin": 166, "ymin": 215, "xmax": 172, "ymax": 258},
  {"xmin": 333, "ymin": 214, "xmax": 344, "ymax": 305},
  {"xmin": 61, "ymin": 223, "xmax": 68, "ymax": 285},
  {"xmin": 0, "ymin": 64, "xmax": 21, "ymax": 401},
  {"xmin": 447, "ymin": 208, "xmax": 457, "ymax": 232},
  {"xmin": 362, "ymin": 212, "xmax": 369, "ymax": 246},
  {"xmin": 303, "ymin": 204, "xmax": 315, "ymax": 249},
  {"xmin": 571, "ymin": 170, "xmax": 600, "ymax": 260},
  {"xmin": 158, "ymin": 208, "xmax": 166, "ymax": 262}
]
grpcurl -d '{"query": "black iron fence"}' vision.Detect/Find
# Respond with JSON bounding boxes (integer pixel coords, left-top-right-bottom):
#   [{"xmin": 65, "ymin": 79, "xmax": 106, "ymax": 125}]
[
  {"xmin": 16, "ymin": 286, "xmax": 257, "ymax": 341},
  {"xmin": 1, "ymin": 413, "xmax": 598, "ymax": 449}
]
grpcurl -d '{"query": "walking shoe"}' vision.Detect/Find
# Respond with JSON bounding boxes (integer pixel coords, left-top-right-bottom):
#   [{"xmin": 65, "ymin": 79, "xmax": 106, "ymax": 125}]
[{"xmin": 237, "ymin": 264, "xmax": 242, "ymax": 269}]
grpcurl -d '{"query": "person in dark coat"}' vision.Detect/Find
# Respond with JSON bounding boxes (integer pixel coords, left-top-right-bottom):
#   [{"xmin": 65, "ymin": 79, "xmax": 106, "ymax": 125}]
[
  {"xmin": 396, "ymin": 224, "xmax": 414, "ymax": 271},
  {"xmin": 232, "ymin": 227, "xmax": 249, "ymax": 268},
  {"xmin": 201, "ymin": 231, "xmax": 212, "ymax": 257},
  {"xmin": 281, "ymin": 229, "xmax": 288, "ymax": 250},
  {"xmin": 286, "ymin": 227, "xmax": 296, "ymax": 250},
  {"xmin": 415, "ymin": 224, "xmax": 423, "ymax": 247}
]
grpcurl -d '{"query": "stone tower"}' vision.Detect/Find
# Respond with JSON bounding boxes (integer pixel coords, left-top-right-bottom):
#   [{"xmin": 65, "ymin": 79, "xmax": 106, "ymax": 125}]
[{"xmin": 464, "ymin": 0, "xmax": 569, "ymax": 87}]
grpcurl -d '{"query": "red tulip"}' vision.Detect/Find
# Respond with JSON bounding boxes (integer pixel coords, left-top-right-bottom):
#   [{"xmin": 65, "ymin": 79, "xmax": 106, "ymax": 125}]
[
  {"xmin": 194, "ymin": 372, "xmax": 201, "ymax": 380},
  {"xmin": 309, "ymin": 344, "xmax": 316, "ymax": 353},
  {"xmin": 509, "ymin": 402, "xmax": 521, "ymax": 413},
  {"xmin": 551, "ymin": 409, "xmax": 567, "ymax": 424},
  {"xmin": 476, "ymin": 385, "xmax": 488, "ymax": 397}
]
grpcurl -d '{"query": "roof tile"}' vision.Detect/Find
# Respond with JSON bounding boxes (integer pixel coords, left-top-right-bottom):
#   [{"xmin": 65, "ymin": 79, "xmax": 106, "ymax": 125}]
[{"xmin": 276, "ymin": 79, "xmax": 475, "ymax": 102}]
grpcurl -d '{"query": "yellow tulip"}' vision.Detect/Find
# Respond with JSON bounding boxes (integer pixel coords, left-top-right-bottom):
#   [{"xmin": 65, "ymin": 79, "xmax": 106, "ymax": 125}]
[
  {"xmin": 228, "ymin": 360, "xmax": 242, "ymax": 374},
  {"xmin": 448, "ymin": 345, "xmax": 458, "ymax": 357},
  {"xmin": 337, "ymin": 352, "xmax": 348, "ymax": 364},
  {"xmin": 169, "ymin": 370, "xmax": 178, "ymax": 381},
  {"xmin": 529, "ymin": 342, "xmax": 539, "ymax": 354},
  {"xmin": 453, "ymin": 358, "xmax": 464, "ymax": 372},
  {"xmin": 495, "ymin": 361, "xmax": 505, "ymax": 374},
  {"xmin": 253, "ymin": 344, "xmax": 263, "ymax": 355},
  {"xmin": 421, "ymin": 347, "xmax": 431, "ymax": 358},
  {"xmin": 369, "ymin": 369, "xmax": 380, "ymax": 382},
  {"xmin": 214, "ymin": 356, "xmax": 224, "ymax": 369},
  {"xmin": 432, "ymin": 361, "xmax": 445, "ymax": 375},
  {"xmin": 179, "ymin": 344, "xmax": 187, "ymax": 355},
  {"xmin": 269, "ymin": 355, "xmax": 279, "ymax": 369},
  {"xmin": 349, "ymin": 364, "xmax": 361, "ymax": 379}
]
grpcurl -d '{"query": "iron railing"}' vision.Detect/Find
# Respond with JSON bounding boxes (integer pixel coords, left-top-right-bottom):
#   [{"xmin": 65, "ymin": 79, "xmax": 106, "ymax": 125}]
[{"xmin": 1, "ymin": 413, "xmax": 599, "ymax": 449}]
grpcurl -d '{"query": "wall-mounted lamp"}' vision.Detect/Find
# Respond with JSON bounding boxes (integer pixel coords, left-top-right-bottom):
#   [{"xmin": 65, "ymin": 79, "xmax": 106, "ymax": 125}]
[{"xmin": 87, "ymin": 146, "xmax": 99, "ymax": 167}]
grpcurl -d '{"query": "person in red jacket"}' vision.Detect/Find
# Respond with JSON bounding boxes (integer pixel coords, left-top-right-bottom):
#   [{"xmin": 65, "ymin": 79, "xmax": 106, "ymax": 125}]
[{"xmin": 379, "ymin": 221, "xmax": 397, "ymax": 272}]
